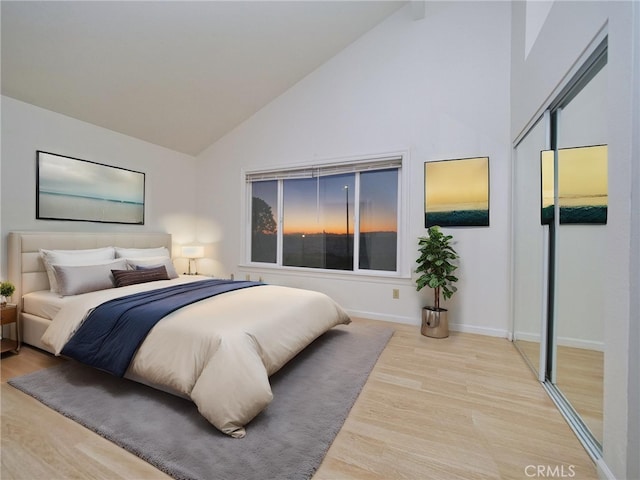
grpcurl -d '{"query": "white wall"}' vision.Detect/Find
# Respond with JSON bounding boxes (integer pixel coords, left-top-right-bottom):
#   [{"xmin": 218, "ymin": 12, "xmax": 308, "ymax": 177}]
[
  {"xmin": 511, "ymin": 1, "xmax": 610, "ymax": 139},
  {"xmin": 511, "ymin": 1, "xmax": 639, "ymax": 478},
  {"xmin": 194, "ymin": 2, "xmax": 512, "ymax": 336},
  {"xmin": 0, "ymin": 96, "xmax": 199, "ymax": 278}
]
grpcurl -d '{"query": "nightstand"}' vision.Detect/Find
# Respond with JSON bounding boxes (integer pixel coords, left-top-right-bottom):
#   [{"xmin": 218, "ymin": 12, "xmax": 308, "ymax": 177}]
[{"xmin": 1, "ymin": 304, "xmax": 20, "ymax": 354}]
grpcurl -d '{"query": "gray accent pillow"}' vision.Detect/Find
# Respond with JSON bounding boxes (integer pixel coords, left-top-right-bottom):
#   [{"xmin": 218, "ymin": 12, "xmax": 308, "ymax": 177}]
[
  {"xmin": 127, "ymin": 257, "xmax": 179, "ymax": 279},
  {"xmin": 52, "ymin": 258, "xmax": 127, "ymax": 297},
  {"xmin": 40, "ymin": 247, "xmax": 116, "ymax": 293}
]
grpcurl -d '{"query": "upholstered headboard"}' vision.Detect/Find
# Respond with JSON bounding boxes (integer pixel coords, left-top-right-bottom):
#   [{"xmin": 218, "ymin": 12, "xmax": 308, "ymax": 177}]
[{"xmin": 7, "ymin": 231, "xmax": 172, "ymax": 308}]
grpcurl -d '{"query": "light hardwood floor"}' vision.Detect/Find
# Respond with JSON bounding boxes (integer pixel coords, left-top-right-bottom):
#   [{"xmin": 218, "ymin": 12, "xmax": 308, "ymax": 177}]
[
  {"xmin": 556, "ymin": 345, "xmax": 604, "ymax": 444},
  {"xmin": 1, "ymin": 318, "xmax": 598, "ymax": 480},
  {"xmin": 515, "ymin": 339, "xmax": 603, "ymax": 443}
]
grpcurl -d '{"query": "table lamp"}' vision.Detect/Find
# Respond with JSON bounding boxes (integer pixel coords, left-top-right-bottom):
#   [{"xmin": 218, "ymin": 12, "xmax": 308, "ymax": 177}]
[{"xmin": 181, "ymin": 245, "xmax": 205, "ymax": 275}]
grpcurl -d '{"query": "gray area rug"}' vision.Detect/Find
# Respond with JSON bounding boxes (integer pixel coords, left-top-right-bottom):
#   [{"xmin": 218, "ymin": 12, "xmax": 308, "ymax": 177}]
[{"xmin": 9, "ymin": 323, "xmax": 393, "ymax": 480}]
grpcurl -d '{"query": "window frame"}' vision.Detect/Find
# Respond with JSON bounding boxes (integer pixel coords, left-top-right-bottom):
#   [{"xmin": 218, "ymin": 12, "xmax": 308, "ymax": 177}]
[{"xmin": 241, "ymin": 152, "xmax": 408, "ymax": 278}]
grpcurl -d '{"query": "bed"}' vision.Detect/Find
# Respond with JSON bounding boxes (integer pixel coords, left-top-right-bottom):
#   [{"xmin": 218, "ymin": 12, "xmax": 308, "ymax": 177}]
[{"xmin": 7, "ymin": 231, "xmax": 351, "ymax": 438}]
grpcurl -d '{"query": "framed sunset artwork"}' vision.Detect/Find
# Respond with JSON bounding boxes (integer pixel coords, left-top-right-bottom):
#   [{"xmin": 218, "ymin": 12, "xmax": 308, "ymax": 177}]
[
  {"xmin": 540, "ymin": 145, "xmax": 607, "ymax": 225},
  {"xmin": 424, "ymin": 156, "xmax": 489, "ymax": 228}
]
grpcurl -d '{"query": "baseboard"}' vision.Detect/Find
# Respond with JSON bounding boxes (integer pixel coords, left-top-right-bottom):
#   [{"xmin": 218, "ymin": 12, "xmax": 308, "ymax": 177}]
[
  {"xmin": 345, "ymin": 309, "xmax": 416, "ymax": 325},
  {"xmin": 556, "ymin": 336, "xmax": 604, "ymax": 352},
  {"xmin": 345, "ymin": 309, "xmax": 509, "ymax": 338},
  {"xmin": 449, "ymin": 323, "xmax": 509, "ymax": 338},
  {"xmin": 514, "ymin": 331, "xmax": 604, "ymax": 352},
  {"xmin": 514, "ymin": 331, "xmax": 543, "ymax": 343}
]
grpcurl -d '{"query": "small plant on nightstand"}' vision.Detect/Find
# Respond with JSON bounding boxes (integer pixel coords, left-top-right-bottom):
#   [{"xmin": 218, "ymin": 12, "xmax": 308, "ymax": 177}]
[{"xmin": 0, "ymin": 281, "xmax": 15, "ymax": 306}]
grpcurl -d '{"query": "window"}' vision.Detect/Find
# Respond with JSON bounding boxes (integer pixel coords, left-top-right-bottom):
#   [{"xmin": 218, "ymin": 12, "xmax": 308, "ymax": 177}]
[{"xmin": 247, "ymin": 156, "xmax": 401, "ymax": 274}]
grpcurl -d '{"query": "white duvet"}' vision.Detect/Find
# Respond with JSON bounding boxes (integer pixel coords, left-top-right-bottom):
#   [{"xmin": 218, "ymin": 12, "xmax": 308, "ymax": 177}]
[{"xmin": 41, "ymin": 276, "xmax": 351, "ymax": 438}]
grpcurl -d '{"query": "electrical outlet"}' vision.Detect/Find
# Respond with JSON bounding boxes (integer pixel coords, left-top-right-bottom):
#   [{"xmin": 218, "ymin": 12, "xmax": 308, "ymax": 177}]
[{"xmin": 392, "ymin": 288, "xmax": 400, "ymax": 299}]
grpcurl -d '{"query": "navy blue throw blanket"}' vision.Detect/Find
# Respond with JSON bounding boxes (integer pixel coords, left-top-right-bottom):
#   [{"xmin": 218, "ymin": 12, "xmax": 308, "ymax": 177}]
[{"xmin": 61, "ymin": 279, "xmax": 262, "ymax": 377}]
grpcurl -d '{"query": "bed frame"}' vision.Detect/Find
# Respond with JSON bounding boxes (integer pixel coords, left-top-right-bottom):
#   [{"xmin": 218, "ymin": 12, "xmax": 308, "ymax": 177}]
[{"xmin": 7, "ymin": 231, "xmax": 173, "ymax": 352}]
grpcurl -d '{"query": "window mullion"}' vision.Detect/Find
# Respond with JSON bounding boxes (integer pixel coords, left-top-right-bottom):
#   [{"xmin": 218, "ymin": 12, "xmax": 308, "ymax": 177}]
[
  {"xmin": 246, "ymin": 186, "xmax": 252, "ymax": 264},
  {"xmin": 353, "ymin": 172, "xmax": 361, "ymax": 272},
  {"xmin": 276, "ymin": 179, "xmax": 284, "ymax": 266},
  {"xmin": 397, "ymin": 167, "xmax": 402, "ymax": 273}
]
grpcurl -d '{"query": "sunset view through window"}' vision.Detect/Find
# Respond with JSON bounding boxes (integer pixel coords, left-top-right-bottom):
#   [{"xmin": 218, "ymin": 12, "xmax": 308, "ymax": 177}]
[{"xmin": 250, "ymin": 164, "xmax": 399, "ymax": 272}]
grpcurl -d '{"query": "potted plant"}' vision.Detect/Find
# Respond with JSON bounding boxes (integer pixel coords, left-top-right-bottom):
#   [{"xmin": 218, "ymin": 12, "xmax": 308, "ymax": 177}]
[
  {"xmin": 0, "ymin": 281, "xmax": 15, "ymax": 306},
  {"xmin": 415, "ymin": 226, "xmax": 459, "ymax": 338}
]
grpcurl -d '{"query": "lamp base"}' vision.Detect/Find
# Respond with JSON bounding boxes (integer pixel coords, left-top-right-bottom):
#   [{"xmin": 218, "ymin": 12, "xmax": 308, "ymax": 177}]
[{"xmin": 185, "ymin": 258, "xmax": 199, "ymax": 276}]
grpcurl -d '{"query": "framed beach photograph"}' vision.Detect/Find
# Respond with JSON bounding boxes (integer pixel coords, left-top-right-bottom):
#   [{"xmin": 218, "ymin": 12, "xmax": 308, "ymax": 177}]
[
  {"xmin": 540, "ymin": 145, "xmax": 607, "ymax": 225},
  {"xmin": 424, "ymin": 156, "xmax": 489, "ymax": 228},
  {"xmin": 36, "ymin": 151, "xmax": 145, "ymax": 224}
]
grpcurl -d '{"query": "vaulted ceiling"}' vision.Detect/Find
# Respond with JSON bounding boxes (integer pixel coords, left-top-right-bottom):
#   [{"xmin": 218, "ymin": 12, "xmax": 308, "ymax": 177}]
[{"xmin": 2, "ymin": 1, "xmax": 405, "ymax": 156}]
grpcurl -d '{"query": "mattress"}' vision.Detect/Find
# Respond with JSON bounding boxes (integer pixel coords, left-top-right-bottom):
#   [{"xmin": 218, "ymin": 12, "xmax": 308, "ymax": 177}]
[{"xmin": 22, "ymin": 290, "xmax": 71, "ymax": 320}]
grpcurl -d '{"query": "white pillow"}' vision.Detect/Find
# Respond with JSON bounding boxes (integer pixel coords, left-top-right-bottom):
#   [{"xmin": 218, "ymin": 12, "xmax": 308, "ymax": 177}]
[
  {"xmin": 40, "ymin": 247, "xmax": 116, "ymax": 293},
  {"xmin": 127, "ymin": 257, "xmax": 179, "ymax": 279},
  {"xmin": 115, "ymin": 247, "xmax": 170, "ymax": 259},
  {"xmin": 52, "ymin": 258, "xmax": 128, "ymax": 297}
]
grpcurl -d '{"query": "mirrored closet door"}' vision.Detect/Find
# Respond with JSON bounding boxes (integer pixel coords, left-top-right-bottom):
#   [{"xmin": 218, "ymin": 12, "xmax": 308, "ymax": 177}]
[
  {"xmin": 552, "ymin": 59, "xmax": 607, "ymax": 447},
  {"xmin": 512, "ymin": 42, "xmax": 607, "ymax": 455},
  {"xmin": 513, "ymin": 117, "xmax": 548, "ymax": 381}
]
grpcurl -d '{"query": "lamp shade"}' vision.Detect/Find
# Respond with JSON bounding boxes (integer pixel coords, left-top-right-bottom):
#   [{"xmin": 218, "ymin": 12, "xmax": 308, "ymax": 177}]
[{"xmin": 181, "ymin": 245, "xmax": 205, "ymax": 259}]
